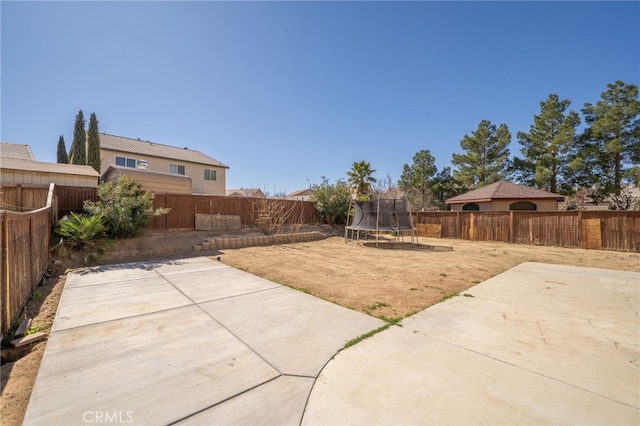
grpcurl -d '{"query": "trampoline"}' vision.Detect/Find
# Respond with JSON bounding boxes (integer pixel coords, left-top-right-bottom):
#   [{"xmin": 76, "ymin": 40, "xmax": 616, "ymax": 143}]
[{"xmin": 345, "ymin": 197, "xmax": 418, "ymax": 246}]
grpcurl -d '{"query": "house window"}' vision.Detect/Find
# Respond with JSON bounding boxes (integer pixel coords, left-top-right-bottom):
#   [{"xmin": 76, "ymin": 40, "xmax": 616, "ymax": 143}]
[
  {"xmin": 462, "ymin": 203, "xmax": 480, "ymax": 211},
  {"xmin": 115, "ymin": 156, "xmax": 136, "ymax": 168},
  {"xmin": 510, "ymin": 201, "xmax": 537, "ymax": 211},
  {"xmin": 169, "ymin": 164, "xmax": 186, "ymax": 175},
  {"xmin": 204, "ymin": 169, "xmax": 217, "ymax": 181}
]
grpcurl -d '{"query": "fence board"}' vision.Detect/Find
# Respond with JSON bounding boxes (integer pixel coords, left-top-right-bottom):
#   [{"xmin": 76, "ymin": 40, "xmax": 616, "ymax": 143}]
[
  {"xmin": 586, "ymin": 211, "xmax": 640, "ymax": 252},
  {"xmin": 415, "ymin": 210, "xmax": 640, "ymax": 252},
  {"xmin": 1, "ymin": 185, "xmax": 53, "ymax": 335},
  {"xmin": 472, "ymin": 212, "xmax": 511, "ymax": 242},
  {"xmin": 0, "ymin": 211, "xmax": 4, "ymax": 334},
  {"xmin": 152, "ymin": 194, "xmax": 315, "ymax": 231},
  {"xmin": 151, "ymin": 194, "xmax": 167, "ymax": 230},
  {"xmin": 55, "ymin": 186, "xmax": 97, "ymax": 219},
  {"xmin": 165, "ymin": 194, "xmax": 195, "ymax": 229},
  {"xmin": 0, "ymin": 185, "xmax": 49, "ymax": 211}
]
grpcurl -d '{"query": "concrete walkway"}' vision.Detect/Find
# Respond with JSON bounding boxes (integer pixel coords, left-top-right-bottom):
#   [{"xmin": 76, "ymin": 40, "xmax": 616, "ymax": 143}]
[{"xmin": 24, "ymin": 259, "xmax": 639, "ymax": 425}]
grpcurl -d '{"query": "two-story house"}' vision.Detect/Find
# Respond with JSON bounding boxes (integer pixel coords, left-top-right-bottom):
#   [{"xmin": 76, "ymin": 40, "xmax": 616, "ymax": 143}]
[{"xmin": 98, "ymin": 133, "xmax": 228, "ymax": 195}]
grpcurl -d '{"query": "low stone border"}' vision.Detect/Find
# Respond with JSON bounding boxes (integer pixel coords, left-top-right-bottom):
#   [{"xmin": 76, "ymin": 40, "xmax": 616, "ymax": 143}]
[{"xmin": 193, "ymin": 231, "xmax": 326, "ymax": 251}]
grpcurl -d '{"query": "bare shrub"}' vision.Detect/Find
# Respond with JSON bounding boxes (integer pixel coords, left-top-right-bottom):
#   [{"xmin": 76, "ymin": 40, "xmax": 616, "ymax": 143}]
[
  {"xmin": 559, "ymin": 187, "xmax": 592, "ymax": 210},
  {"xmin": 609, "ymin": 189, "xmax": 639, "ymax": 210},
  {"xmin": 251, "ymin": 196, "xmax": 306, "ymax": 235}
]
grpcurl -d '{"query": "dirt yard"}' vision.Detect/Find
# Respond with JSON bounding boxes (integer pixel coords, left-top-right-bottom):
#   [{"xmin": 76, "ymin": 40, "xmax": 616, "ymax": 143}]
[
  {"xmin": 221, "ymin": 234, "xmax": 640, "ymax": 319},
  {"xmin": 2, "ymin": 227, "xmax": 639, "ymax": 425}
]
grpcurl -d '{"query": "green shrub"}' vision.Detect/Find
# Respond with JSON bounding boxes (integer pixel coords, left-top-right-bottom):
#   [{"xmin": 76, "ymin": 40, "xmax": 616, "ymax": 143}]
[
  {"xmin": 55, "ymin": 211, "xmax": 107, "ymax": 250},
  {"xmin": 310, "ymin": 177, "xmax": 351, "ymax": 224},
  {"xmin": 84, "ymin": 176, "xmax": 169, "ymax": 238}
]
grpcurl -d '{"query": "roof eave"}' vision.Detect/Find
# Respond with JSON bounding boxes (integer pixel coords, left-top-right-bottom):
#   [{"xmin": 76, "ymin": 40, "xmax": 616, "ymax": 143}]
[
  {"xmin": 446, "ymin": 196, "xmax": 564, "ymax": 204},
  {"xmin": 100, "ymin": 146, "xmax": 228, "ymax": 168}
]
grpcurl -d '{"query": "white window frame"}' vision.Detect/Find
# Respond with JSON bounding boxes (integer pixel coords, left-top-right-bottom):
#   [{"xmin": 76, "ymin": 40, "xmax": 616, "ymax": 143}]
[
  {"xmin": 169, "ymin": 163, "xmax": 186, "ymax": 175},
  {"xmin": 115, "ymin": 156, "xmax": 136, "ymax": 168},
  {"xmin": 204, "ymin": 168, "xmax": 217, "ymax": 181}
]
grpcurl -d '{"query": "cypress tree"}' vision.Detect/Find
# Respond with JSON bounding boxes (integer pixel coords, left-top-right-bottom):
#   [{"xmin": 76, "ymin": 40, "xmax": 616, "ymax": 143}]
[
  {"xmin": 87, "ymin": 112, "xmax": 101, "ymax": 173},
  {"xmin": 56, "ymin": 135, "xmax": 68, "ymax": 164},
  {"xmin": 71, "ymin": 110, "xmax": 86, "ymax": 165}
]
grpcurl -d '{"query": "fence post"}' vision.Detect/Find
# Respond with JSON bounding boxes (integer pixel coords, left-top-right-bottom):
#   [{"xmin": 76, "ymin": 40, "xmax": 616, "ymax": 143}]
[
  {"xmin": 0, "ymin": 212, "xmax": 5, "ymax": 335},
  {"xmin": 47, "ymin": 183, "xmax": 56, "ymax": 224},
  {"xmin": 509, "ymin": 211, "xmax": 514, "ymax": 243},
  {"xmin": 578, "ymin": 211, "xmax": 583, "ymax": 247}
]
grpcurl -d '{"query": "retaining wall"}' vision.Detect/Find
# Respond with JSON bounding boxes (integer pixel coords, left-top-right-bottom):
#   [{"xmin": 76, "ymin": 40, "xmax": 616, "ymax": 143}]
[{"xmin": 193, "ymin": 231, "xmax": 326, "ymax": 252}]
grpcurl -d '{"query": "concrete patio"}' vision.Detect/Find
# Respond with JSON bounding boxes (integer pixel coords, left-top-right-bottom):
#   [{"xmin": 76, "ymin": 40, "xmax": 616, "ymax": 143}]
[
  {"xmin": 23, "ymin": 256, "xmax": 384, "ymax": 425},
  {"xmin": 23, "ymin": 259, "xmax": 639, "ymax": 425},
  {"xmin": 304, "ymin": 262, "xmax": 640, "ymax": 425}
]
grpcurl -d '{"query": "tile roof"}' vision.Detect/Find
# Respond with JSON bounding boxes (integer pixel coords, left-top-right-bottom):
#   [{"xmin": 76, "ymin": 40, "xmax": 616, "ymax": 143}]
[
  {"xmin": 226, "ymin": 188, "xmax": 265, "ymax": 198},
  {"xmin": 445, "ymin": 181, "xmax": 564, "ymax": 204},
  {"xmin": 99, "ymin": 133, "xmax": 228, "ymax": 168},
  {"xmin": 287, "ymin": 188, "xmax": 313, "ymax": 197},
  {"xmin": 0, "ymin": 142, "xmax": 35, "ymax": 160},
  {"xmin": 1, "ymin": 158, "xmax": 100, "ymax": 177}
]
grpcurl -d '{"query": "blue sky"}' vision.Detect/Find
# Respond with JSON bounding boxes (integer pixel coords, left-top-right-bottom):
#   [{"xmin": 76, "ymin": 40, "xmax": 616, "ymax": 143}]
[{"xmin": 2, "ymin": 1, "xmax": 638, "ymax": 194}]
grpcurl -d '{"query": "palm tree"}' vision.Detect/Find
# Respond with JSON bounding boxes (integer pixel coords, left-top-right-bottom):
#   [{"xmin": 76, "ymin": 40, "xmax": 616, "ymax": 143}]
[{"xmin": 347, "ymin": 160, "xmax": 377, "ymax": 198}]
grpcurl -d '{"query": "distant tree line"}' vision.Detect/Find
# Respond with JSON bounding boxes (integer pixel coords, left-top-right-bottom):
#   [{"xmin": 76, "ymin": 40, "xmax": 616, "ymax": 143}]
[
  {"xmin": 57, "ymin": 110, "xmax": 101, "ymax": 173},
  {"xmin": 312, "ymin": 79, "xmax": 639, "ymax": 219}
]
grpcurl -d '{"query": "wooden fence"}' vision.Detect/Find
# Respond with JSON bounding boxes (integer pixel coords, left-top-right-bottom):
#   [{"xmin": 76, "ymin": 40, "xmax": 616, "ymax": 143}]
[
  {"xmin": 0, "ymin": 184, "xmax": 96, "ymax": 223},
  {"xmin": 0, "ymin": 185, "xmax": 316, "ymax": 230},
  {"xmin": 152, "ymin": 194, "xmax": 316, "ymax": 230},
  {"xmin": 1, "ymin": 184, "xmax": 54, "ymax": 336},
  {"xmin": 414, "ymin": 211, "xmax": 640, "ymax": 252},
  {"xmin": 0, "ymin": 184, "xmax": 51, "ymax": 212},
  {"xmin": 55, "ymin": 186, "xmax": 97, "ymax": 219}
]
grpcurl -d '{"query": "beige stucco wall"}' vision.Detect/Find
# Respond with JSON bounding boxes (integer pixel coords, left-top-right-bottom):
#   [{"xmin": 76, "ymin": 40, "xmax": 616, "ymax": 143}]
[
  {"xmin": 1, "ymin": 169, "xmax": 98, "ymax": 187},
  {"xmin": 100, "ymin": 148, "xmax": 226, "ymax": 195},
  {"xmin": 103, "ymin": 169, "xmax": 192, "ymax": 195},
  {"xmin": 449, "ymin": 199, "xmax": 559, "ymax": 212}
]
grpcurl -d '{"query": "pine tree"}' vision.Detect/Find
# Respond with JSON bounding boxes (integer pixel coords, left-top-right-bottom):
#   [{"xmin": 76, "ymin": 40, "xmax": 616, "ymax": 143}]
[
  {"xmin": 451, "ymin": 120, "xmax": 511, "ymax": 188},
  {"xmin": 56, "ymin": 135, "xmax": 68, "ymax": 164},
  {"xmin": 87, "ymin": 112, "xmax": 101, "ymax": 173},
  {"xmin": 398, "ymin": 149, "xmax": 437, "ymax": 211},
  {"xmin": 71, "ymin": 110, "xmax": 86, "ymax": 165},
  {"xmin": 580, "ymin": 80, "xmax": 640, "ymax": 194},
  {"xmin": 516, "ymin": 94, "xmax": 580, "ymax": 194}
]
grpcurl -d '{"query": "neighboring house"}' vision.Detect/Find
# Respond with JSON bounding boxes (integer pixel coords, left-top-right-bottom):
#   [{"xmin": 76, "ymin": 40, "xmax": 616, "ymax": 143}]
[
  {"xmin": 102, "ymin": 165, "xmax": 192, "ymax": 194},
  {"xmin": 445, "ymin": 181, "xmax": 564, "ymax": 211},
  {"xmin": 0, "ymin": 141, "xmax": 35, "ymax": 160},
  {"xmin": 0, "ymin": 157, "xmax": 99, "ymax": 188},
  {"xmin": 98, "ymin": 133, "xmax": 228, "ymax": 195},
  {"xmin": 284, "ymin": 188, "xmax": 313, "ymax": 201},
  {"xmin": 225, "ymin": 188, "xmax": 265, "ymax": 198}
]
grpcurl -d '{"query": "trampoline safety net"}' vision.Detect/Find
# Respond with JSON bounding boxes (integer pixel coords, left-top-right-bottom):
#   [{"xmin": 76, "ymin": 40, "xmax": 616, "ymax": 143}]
[{"xmin": 345, "ymin": 198, "xmax": 417, "ymax": 245}]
